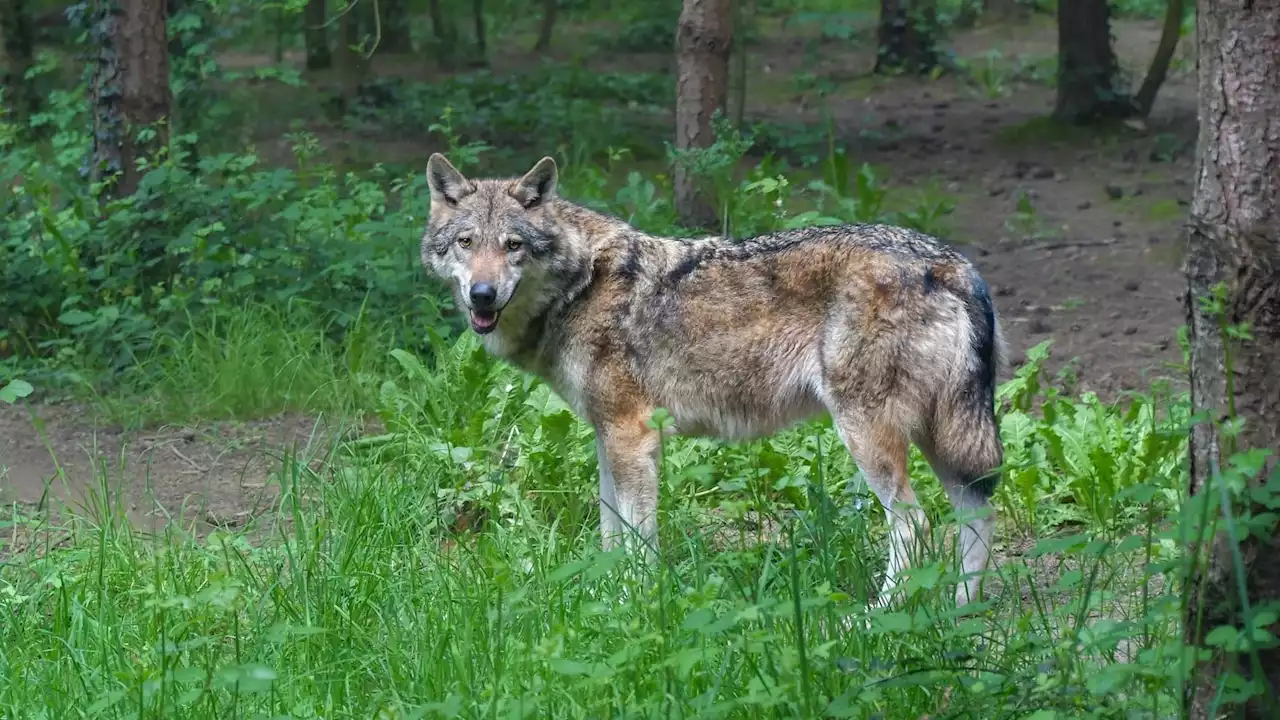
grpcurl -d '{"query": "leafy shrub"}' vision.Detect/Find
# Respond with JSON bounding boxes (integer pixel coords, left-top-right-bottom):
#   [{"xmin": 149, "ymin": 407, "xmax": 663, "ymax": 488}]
[
  {"xmin": 2, "ymin": 89, "xmax": 443, "ymax": 378},
  {"xmin": 350, "ymin": 64, "xmax": 674, "ymax": 164}
]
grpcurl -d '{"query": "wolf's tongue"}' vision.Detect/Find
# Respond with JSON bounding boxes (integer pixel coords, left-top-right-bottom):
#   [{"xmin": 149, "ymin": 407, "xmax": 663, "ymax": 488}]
[{"xmin": 471, "ymin": 311, "xmax": 497, "ymax": 328}]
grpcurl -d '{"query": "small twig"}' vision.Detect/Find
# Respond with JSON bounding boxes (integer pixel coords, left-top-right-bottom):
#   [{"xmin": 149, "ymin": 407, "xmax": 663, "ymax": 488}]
[
  {"xmin": 171, "ymin": 445, "xmax": 208, "ymax": 474},
  {"xmin": 1025, "ymin": 238, "xmax": 1118, "ymax": 252}
]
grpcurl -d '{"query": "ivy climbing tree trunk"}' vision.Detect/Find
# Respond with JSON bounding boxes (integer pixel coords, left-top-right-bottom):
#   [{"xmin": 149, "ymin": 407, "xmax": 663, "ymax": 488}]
[
  {"xmin": 1183, "ymin": 2, "xmax": 1280, "ymax": 718},
  {"xmin": 303, "ymin": 0, "xmax": 332, "ymax": 69},
  {"xmin": 1, "ymin": 0, "xmax": 38, "ymax": 122},
  {"xmin": 875, "ymin": 0, "xmax": 939, "ymax": 74},
  {"xmin": 88, "ymin": 0, "xmax": 172, "ymax": 197},
  {"xmin": 673, "ymin": 0, "xmax": 732, "ymax": 230},
  {"xmin": 1054, "ymin": 0, "xmax": 1131, "ymax": 122}
]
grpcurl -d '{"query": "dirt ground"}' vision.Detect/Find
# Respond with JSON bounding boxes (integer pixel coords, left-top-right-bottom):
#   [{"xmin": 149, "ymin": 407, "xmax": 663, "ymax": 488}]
[{"xmin": 1, "ymin": 16, "xmax": 1195, "ymax": 542}]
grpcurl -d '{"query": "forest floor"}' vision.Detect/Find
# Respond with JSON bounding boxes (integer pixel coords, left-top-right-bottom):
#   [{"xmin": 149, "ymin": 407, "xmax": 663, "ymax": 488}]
[{"xmin": 1, "ymin": 14, "xmax": 1195, "ymax": 546}]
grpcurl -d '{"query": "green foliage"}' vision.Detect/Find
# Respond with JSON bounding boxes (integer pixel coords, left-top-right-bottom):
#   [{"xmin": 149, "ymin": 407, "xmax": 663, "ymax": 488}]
[
  {"xmin": 1, "ymin": 4, "xmax": 1265, "ymax": 716},
  {"xmin": 1, "ymin": 88, "xmax": 441, "ymax": 379},
  {"xmin": 349, "ymin": 64, "xmax": 674, "ymax": 164},
  {"xmin": 0, "ymin": 319, "xmax": 1200, "ymax": 717},
  {"xmin": 0, "ymin": 378, "xmax": 33, "ymax": 405},
  {"xmin": 996, "ymin": 341, "xmax": 1189, "ymax": 531}
]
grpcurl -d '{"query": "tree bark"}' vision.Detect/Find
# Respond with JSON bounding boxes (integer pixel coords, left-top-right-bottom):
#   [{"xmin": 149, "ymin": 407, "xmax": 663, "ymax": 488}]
[
  {"xmin": 302, "ymin": 0, "xmax": 331, "ymax": 69},
  {"xmin": 673, "ymin": 0, "xmax": 733, "ymax": 230},
  {"xmin": 1133, "ymin": 0, "xmax": 1183, "ymax": 117},
  {"xmin": 534, "ymin": 0, "xmax": 556, "ymax": 53},
  {"xmin": 1053, "ymin": 0, "xmax": 1131, "ymax": 122},
  {"xmin": 381, "ymin": 0, "xmax": 411, "ymax": 53},
  {"xmin": 88, "ymin": 0, "xmax": 171, "ymax": 197},
  {"xmin": 875, "ymin": 0, "xmax": 939, "ymax": 75},
  {"xmin": 1183, "ymin": 2, "xmax": 1280, "ymax": 718},
  {"xmin": 1, "ymin": 0, "xmax": 38, "ymax": 121}
]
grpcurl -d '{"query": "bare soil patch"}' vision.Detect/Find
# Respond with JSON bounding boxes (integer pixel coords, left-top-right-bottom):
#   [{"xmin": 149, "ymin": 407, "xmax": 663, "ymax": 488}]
[{"xmin": 0, "ymin": 403, "xmax": 340, "ymax": 551}]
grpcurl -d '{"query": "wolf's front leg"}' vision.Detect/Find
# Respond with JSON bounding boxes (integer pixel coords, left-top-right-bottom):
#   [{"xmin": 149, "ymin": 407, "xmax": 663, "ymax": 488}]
[{"xmin": 594, "ymin": 416, "xmax": 661, "ymax": 561}]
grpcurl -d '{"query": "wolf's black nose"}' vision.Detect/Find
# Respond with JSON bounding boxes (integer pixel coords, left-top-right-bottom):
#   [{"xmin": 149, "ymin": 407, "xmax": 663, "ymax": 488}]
[{"xmin": 470, "ymin": 282, "xmax": 498, "ymax": 309}]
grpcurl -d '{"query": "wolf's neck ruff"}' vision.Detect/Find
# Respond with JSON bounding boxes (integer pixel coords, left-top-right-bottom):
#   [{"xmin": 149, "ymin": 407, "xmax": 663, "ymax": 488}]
[{"xmin": 421, "ymin": 153, "xmax": 1006, "ymax": 611}]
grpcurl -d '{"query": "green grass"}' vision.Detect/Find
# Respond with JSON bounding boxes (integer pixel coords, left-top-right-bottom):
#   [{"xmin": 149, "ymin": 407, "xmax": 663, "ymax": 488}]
[
  {"xmin": 0, "ymin": 317, "xmax": 1195, "ymax": 717},
  {"xmin": 82, "ymin": 302, "xmax": 397, "ymax": 429}
]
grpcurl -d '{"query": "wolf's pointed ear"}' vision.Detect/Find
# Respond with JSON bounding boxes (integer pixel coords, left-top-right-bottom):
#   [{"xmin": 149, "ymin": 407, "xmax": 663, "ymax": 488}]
[
  {"xmin": 426, "ymin": 153, "xmax": 474, "ymax": 206},
  {"xmin": 508, "ymin": 156, "xmax": 558, "ymax": 209}
]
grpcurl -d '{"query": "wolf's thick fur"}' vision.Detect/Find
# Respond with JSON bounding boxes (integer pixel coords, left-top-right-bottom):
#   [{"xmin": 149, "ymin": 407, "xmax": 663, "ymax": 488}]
[{"xmin": 421, "ymin": 154, "xmax": 1006, "ymax": 607}]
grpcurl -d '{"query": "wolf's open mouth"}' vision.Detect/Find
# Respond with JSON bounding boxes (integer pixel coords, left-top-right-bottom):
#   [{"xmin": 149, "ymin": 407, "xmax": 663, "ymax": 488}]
[{"xmin": 469, "ymin": 309, "xmax": 500, "ymax": 334}]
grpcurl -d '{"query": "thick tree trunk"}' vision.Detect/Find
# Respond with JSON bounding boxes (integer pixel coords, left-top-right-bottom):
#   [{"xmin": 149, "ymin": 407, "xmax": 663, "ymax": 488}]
[
  {"xmin": 89, "ymin": 0, "xmax": 172, "ymax": 197},
  {"xmin": 1183, "ymin": 2, "xmax": 1280, "ymax": 718},
  {"xmin": 534, "ymin": 0, "xmax": 556, "ymax": 53},
  {"xmin": 303, "ymin": 0, "xmax": 331, "ymax": 68},
  {"xmin": 1, "ymin": 0, "xmax": 38, "ymax": 121},
  {"xmin": 1054, "ymin": 0, "xmax": 1131, "ymax": 122},
  {"xmin": 673, "ymin": 0, "xmax": 732, "ymax": 230},
  {"xmin": 382, "ymin": 0, "xmax": 411, "ymax": 53},
  {"xmin": 875, "ymin": 0, "xmax": 939, "ymax": 75}
]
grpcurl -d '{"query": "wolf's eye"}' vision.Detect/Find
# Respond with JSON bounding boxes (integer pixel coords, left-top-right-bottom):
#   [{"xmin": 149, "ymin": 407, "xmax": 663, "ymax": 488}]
[
  {"xmin": 457, "ymin": 235, "xmax": 472, "ymax": 249},
  {"xmin": 506, "ymin": 237, "xmax": 523, "ymax": 252}
]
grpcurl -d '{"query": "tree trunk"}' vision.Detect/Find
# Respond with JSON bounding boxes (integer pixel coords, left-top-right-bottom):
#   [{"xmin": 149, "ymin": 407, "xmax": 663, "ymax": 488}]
[
  {"xmin": 303, "ymin": 0, "xmax": 332, "ymax": 69},
  {"xmin": 427, "ymin": 0, "xmax": 456, "ymax": 69},
  {"xmin": 729, "ymin": 0, "xmax": 748, "ymax": 128},
  {"xmin": 89, "ymin": 0, "xmax": 172, "ymax": 198},
  {"xmin": 1053, "ymin": 0, "xmax": 1131, "ymax": 122},
  {"xmin": 472, "ymin": 0, "xmax": 486, "ymax": 63},
  {"xmin": 983, "ymin": 0, "xmax": 1026, "ymax": 21},
  {"xmin": 335, "ymin": 0, "xmax": 366, "ymax": 109},
  {"xmin": 1, "ymin": 0, "xmax": 38, "ymax": 121},
  {"xmin": 1133, "ymin": 0, "xmax": 1183, "ymax": 117},
  {"xmin": 875, "ymin": 0, "xmax": 939, "ymax": 75},
  {"xmin": 534, "ymin": 0, "xmax": 556, "ymax": 53},
  {"xmin": 381, "ymin": 0, "xmax": 411, "ymax": 53},
  {"xmin": 1183, "ymin": 2, "xmax": 1280, "ymax": 718},
  {"xmin": 673, "ymin": 0, "xmax": 732, "ymax": 230}
]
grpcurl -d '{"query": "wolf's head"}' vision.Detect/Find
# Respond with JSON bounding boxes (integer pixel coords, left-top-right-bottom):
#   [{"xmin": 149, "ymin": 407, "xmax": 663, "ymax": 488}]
[{"xmin": 421, "ymin": 154, "xmax": 565, "ymax": 337}]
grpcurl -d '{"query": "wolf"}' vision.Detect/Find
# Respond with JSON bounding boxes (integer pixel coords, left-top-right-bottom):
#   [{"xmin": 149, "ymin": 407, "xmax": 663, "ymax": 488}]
[{"xmin": 419, "ymin": 153, "xmax": 1006, "ymax": 608}]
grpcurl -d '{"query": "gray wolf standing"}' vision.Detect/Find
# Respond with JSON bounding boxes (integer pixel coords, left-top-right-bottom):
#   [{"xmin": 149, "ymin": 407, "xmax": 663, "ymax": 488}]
[{"xmin": 419, "ymin": 153, "xmax": 1006, "ymax": 608}]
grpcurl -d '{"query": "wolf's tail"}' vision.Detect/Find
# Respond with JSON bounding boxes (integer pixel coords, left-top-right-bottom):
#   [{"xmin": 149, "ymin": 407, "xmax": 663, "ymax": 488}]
[{"xmin": 929, "ymin": 271, "xmax": 1005, "ymax": 500}]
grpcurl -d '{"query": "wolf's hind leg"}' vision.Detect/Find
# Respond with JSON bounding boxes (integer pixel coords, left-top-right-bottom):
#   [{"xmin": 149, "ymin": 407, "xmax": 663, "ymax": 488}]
[
  {"xmin": 829, "ymin": 407, "xmax": 929, "ymax": 608},
  {"xmin": 594, "ymin": 414, "xmax": 661, "ymax": 561},
  {"xmin": 917, "ymin": 406, "xmax": 1003, "ymax": 608}
]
